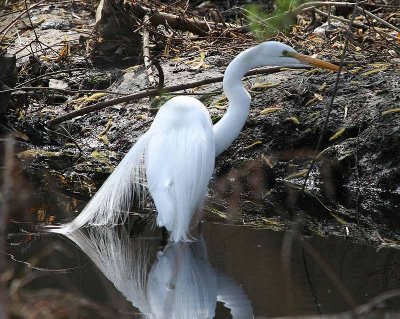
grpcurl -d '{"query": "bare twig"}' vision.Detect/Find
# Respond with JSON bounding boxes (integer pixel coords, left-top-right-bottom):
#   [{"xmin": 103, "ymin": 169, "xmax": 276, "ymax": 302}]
[
  {"xmin": 242, "ymin": 0, "xmax": 400, "ymax": 43},
  {"xmin": 355, "ymin": 289, "xmax": 400, "ymax": 314},
  {"xmin": 23, "ymin": 0, "xmax": 44, "ymax": 55},
  {"xmin": 358, "ymin": 7, "xmax": 400, "ymax": 34},
  {"xmin": 358, "ymin": 6, "xmax": 400, "ymax": 43},
  {"xmin": 1, "ymin": 87, "xmax": 129, "ymax": 96},
  {"xmin": 313, "ymin": 8, "xmax": 368, "ymax": 30},
  {"xmin": 46, "ymin": 65, "xmax": 311, "ymax": 127},
  {"xmin": 16, "ymin": 68, "xmax": 87, "ymax": 88},
  {"xmin": 311, "ymin": 10, "xmax": 399, "ymax": 43},
  {"xmin": 0, "ymin": 0, "xmax": 46, "ymax": 35},
  {"xmin": 268, "ymin": 290, "xmax": 400, "ymax": 318},
  {"xmin": 301, "ymin": 0, "xmax": 361, "ymax": 193}
]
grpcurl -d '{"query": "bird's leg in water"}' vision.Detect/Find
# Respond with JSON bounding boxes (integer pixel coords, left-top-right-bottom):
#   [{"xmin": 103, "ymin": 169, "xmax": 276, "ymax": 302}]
[{"xmin": 160, "ymin": 226, "xmax": 169, "ymax": 249}]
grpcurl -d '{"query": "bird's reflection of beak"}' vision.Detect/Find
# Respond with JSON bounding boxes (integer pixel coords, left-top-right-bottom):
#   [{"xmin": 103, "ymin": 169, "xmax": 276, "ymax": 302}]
[{"xmin": 287, "ymin": 52, "xmax": 340, "ymax": 71}]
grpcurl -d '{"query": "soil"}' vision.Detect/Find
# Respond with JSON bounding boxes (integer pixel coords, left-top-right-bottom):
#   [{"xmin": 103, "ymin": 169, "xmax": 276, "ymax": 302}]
[{"xmin": 1, "ymin": 0, "xmax": 399, "ymax": 245}]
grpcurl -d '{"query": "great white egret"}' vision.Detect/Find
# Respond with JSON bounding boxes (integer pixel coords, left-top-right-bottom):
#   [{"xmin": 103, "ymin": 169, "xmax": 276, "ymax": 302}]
[{"xmin": 52, "ymin": 41, "xmax": 338, "ymax": 241}]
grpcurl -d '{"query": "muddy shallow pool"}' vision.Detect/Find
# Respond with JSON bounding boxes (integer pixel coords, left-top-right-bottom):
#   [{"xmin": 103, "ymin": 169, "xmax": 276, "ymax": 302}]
[{"xmin": 5, "ymin": 214, "xmax": 400, "ymax": 318}]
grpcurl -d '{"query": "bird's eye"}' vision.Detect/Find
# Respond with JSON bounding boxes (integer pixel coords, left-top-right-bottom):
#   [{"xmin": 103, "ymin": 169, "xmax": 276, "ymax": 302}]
[{"xmin": 282, "ymin": 50, "xmax": 289, "ymax": 56}]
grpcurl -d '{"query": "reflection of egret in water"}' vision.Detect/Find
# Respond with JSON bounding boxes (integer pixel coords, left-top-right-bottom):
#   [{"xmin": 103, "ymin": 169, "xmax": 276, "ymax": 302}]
[{"xmin": 65, "ymin": 227, "xmax": 254, "ymax": 318}]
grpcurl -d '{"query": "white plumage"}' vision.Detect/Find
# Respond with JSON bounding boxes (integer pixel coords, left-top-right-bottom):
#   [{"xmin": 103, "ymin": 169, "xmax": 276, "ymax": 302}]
[{"xmin": 145, "ymin": 97, "xmax": 215, "ymax": 241}]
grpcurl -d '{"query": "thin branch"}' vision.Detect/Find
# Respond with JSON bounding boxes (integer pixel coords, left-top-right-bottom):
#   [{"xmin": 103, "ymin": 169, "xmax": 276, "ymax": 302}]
[
  {"xmin": 2, "ymin": 87, "xmax": 129, "ymax": 96},
  {"xmin": 45, "ymin": 66, "xmax": 311, "ymax": 127},
  {"xmin": 358, "ymin": 7, "xmax": 400, "ymax": 34},
  {"xmin": 301, "ymin": 0, "xmax": 361, "ymax": 193},
  {"xmin": 312, "ymin": 8, "xmax": 368, "ymax": 30},
  {"xmin": 138, "ymin": 4, "xmax": 237, "ymax": 35},
  {"xmin": 313, "ymin": 8, "xmax": 400, "ymax": 42},
  {"xmin": 301, "ymin": 238, "xmax": 357, "ymax": 308},
  {"xmin": 0, "ymin": 0, "xmax": 46, "ymax": 36},
  {"xmin": 23, "ymin": 0, "xmax": 44, "ymax": 54},
  {"xmin": 16, "ymin": 68, "xmax": 87, "ymax": 88},
  {"xmin": 360, "ymin": 5, "xmax": 400, "ymax": 46}
]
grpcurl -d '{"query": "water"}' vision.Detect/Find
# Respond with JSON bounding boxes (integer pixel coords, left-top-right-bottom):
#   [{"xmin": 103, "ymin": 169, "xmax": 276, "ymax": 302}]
[{"xmin": 4, "ymin": 196, "xmax": 400, "ymax": 319}]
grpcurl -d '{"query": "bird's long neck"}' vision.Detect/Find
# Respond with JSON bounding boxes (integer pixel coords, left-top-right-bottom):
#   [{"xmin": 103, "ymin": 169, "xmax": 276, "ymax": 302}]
[{"xmin": 213, "ymin": 45, "xmax": 263, "ymax": 156}]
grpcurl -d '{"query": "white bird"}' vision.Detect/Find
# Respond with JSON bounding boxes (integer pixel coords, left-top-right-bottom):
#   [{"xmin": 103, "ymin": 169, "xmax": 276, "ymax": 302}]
[{"xmin": 52, "ymin": 41, "xmax": 338, "ymax": 241}]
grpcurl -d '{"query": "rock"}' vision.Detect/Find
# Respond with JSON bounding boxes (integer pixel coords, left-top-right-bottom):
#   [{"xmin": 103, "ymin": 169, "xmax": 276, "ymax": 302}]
[
  {"xmin": 40, "ymin": 19, "xmax": 74, "ymax": 30},
  {"xmin": 49, "ymin": 79, "xmax": 69, "ymax": 90}
]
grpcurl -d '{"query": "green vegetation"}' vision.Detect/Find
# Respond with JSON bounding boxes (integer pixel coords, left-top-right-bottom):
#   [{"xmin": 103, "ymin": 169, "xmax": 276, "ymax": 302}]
[{"xmin": 247, "ymin": 0, "xmax": 309, "ymax": 39}]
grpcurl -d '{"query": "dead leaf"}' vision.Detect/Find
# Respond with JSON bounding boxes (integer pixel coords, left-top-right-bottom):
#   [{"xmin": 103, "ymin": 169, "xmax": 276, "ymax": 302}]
[
  {"xmin": 243, "ymin": 140, "xmax": 262, "ymax": 150},
  {"xmin": 13, "ymin": 131, "xmax": 29, "ymax": 141},
  {"xmin": 361, "ymin": 67, "xmax": 387, "ymax": 76},
  {"xmin": 382, "ymin": 108, "xmax": 400, "ymax": 116},
  {"xmin": 285, "ymin": 169, "xmax": 308, "ymax": 180},
  {"xmin": 286, "ymin": 116, "xmax": 300, "ymax": 125},
  {"xmin": 329, "ymin": 128, "xmax": 346, "ymax": 141},
  {"xmin": 73, "ymin": 92, "xmax": 108, "ymax": 103},
  {"xmin": 187, "ymin": 51, "xmax": 210, "ymax": 70},
  {"xmin": 260, "ymin": 107, "xmax": 282, "ymax": 115},
  {"xmin": 249, "ymin": 82, "xmax": 279, "ymax": 92},
  {"xmin": 306, "ymin": 92, "xmax": 324, "ymax": 106},
  {"xmin": 99, "ymin": 134, "xmax": 109, "ymax": 145}
]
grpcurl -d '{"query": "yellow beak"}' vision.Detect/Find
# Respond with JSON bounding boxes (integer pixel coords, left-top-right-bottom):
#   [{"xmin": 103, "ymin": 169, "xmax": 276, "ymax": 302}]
[{"xmin": 286, "ymin": 52, "xmax": 340, "ymax": 72}]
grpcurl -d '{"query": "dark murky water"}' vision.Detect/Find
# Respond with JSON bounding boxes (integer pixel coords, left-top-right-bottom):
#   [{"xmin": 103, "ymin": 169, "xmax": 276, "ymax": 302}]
[{"xmin": 4, "ymin": 188, "xmax": 400, "ymax": 319}]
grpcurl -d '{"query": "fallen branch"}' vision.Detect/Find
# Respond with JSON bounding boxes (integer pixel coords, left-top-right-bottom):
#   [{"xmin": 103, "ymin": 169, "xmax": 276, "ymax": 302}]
[
  {"xmin": 131, "ymin": 3, "xmax": 238, "ymax": 36},
  {"xmin": 46, "ymin": 66, "xmax": 312, "ymax": 127},
  {"xmin": 1, "ymin": 87, "xmax": 129, "ymax": 96}
]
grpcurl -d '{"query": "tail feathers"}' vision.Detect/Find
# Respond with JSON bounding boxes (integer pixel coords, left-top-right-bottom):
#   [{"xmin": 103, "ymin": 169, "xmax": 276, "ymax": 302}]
[{"xmin": 51, "ymin": 134, "xmax": 151, "ymax": 234}]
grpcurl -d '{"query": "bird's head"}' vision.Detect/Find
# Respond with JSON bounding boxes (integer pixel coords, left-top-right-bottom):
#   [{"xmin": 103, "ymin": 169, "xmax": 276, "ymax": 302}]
[{"xmin": 255, "ymin": 41, "xmax": 339, "ymax": 71}]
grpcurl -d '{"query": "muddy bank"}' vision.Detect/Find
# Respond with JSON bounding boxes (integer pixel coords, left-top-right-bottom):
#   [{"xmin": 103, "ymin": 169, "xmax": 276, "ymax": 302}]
[{"xmin": 209, "ymin": 67, "xmax": 400, "ymax": 243}]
